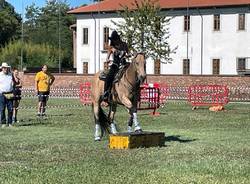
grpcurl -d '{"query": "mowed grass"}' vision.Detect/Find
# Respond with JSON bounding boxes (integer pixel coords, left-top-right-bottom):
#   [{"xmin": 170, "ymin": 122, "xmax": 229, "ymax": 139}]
[{"xmin": 0, "ymin": 98, "xmax": 249, "ymax": 184}]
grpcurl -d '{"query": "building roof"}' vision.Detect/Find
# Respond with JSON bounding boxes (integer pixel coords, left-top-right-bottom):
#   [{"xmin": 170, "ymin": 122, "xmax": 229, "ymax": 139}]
[{"xmin": 68, "ymin": 0, "xmax": 250, "ymax": 14}]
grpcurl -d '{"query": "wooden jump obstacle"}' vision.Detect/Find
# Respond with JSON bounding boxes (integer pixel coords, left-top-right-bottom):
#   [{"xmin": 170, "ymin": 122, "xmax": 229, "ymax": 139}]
[{"xmin": 109, "ymin": 132, "xmax": 165, "ymax": 149}]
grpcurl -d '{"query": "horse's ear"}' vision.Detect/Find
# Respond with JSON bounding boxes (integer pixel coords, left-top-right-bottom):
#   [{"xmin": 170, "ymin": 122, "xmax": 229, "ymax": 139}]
[{"xmin": 130, "ymin": 51, "xmax": 145, "ymax": 59}]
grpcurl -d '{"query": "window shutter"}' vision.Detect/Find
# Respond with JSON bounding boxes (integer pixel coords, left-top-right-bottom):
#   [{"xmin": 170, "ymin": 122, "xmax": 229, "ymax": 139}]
[{"xmin": 212, "ymin": 59, "xmax": 220, "ymax": 75}]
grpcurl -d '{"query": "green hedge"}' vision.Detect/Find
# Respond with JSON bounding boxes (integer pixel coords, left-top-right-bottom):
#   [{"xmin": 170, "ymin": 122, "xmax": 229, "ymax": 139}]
[{"xmin": 0, "ymin": 40, "xmax": 64, "ymax": 69}]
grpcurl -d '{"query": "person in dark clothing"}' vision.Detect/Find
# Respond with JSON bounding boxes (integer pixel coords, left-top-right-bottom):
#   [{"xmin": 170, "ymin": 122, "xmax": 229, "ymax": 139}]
[
  {"xmin": 12, "ymin": 68, "xmax": 22, "ymax": 123},
  {"xmin": 102, "ymin": 30, "xmax": 129, "ymax": 101}
]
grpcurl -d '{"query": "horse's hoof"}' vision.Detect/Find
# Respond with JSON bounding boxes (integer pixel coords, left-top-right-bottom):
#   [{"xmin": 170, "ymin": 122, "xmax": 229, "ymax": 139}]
[
  {"xmin": 94, "ymin": 137, "xmax": 101, "ymax": 141},
  {"xmin": 135, "ymin": 126, "xmax": 142, "ymax": 133},
  {"xmin": 135, "ymin": 129, "xmax": 143, "ymax": 133},
  {"xmin": 134, "ymin": 125, "xmax": 142, "ymax": 132}
]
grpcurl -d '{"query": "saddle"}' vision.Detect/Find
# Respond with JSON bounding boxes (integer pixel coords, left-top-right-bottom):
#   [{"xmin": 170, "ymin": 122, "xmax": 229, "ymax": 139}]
[{"xmin": 99, "ymin": 62, "xmax": 130, "ymax": 83}]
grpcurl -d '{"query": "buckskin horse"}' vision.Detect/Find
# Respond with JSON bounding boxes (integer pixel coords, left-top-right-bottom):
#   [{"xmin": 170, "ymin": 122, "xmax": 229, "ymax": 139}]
[{"xmin": 91, "ymin": 53, "xmax": 146, "ymax": 141}]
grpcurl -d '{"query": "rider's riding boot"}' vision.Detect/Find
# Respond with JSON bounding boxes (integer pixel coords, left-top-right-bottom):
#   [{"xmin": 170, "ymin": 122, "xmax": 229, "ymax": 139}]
[
  {"xmin": 102, "ymin": 91, "xmax": 109, "ymax": 102},
  {"xmin": 103, "ymin": 78, "xmax": 112, "ymax": 102}
]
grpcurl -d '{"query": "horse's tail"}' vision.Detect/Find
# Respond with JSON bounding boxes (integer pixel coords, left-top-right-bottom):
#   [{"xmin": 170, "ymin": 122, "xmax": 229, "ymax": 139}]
[{"xmin": 98, "ymin": 106, "xmax": 111, "ymax": 136}]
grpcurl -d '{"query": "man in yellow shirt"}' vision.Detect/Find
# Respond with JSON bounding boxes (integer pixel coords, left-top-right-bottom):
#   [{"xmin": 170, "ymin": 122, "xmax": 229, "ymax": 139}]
[{"xmin": 35, "ymin": 65, "xmax": 55, "ymax": 117}]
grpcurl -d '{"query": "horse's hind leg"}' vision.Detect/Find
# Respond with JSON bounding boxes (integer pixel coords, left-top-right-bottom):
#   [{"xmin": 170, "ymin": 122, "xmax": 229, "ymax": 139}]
[
  {"xmin": 109, "ymin": 104, "xmax": 118, "ymax": 134},
  {"xmin": 127, "ymin": 114, "xmax": 133, "ymax": 133},
  {"xmin": 93, "ymin": 103, "xmax": 102, "ymax": 141}
]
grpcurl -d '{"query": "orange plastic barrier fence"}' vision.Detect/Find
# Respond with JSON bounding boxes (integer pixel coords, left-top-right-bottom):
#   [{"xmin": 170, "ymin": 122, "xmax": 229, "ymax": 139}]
[
  {"xmin": 79, "ymin": 82, "xmax": 169, "ymax": 115},
  {"xmin": 188, "ymin": 85, "xmax": 229, "ymax": 106},
  {"xmin": 79, "ymin": 82, "xmax": 92, "ymax": 105}
]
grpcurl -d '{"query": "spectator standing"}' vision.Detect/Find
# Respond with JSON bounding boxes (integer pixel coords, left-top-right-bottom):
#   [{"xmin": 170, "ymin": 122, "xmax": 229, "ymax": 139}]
[
  {"xmin": 0, "ymin": 63, "xmax": 14, "ymax": 127},
  {"xmin": 12, "ymin": 68, "xmax": 22, "ymax": 123},
  {"xmin": 35, "ymin": 65, "xmax": 55, "ymax": 117}
]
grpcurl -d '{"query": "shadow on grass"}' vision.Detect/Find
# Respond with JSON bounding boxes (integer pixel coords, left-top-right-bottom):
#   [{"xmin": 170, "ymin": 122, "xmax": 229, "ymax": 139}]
[
  {"xmin": 165, "ymin": 135, "xmax": 197, "ymax": 143},
  {"xmin": 16, "ymin": 118, "xmax": 51, "ymax": 127},
  {"xmin": 49, "ymin": 113, "xmax": 74, "ymax": 117}
]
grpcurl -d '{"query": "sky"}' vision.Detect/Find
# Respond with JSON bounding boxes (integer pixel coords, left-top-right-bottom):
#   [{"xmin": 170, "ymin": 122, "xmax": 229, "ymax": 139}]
[{"xmin": 6, "ymin": 0, "xmax": 93, "ymax": 14}]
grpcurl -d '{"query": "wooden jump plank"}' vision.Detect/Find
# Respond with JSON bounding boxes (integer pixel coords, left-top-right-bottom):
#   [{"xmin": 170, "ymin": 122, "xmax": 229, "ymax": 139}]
[{"xmin": 109, "ymin": 131, "xmax": 165, "ymax": 149}]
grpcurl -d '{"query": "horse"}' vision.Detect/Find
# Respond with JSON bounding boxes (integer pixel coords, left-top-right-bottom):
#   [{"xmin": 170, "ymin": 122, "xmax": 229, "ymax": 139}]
[{"xmin": 91, "ymin": 53, "xmax": 146, "ymax": 141}]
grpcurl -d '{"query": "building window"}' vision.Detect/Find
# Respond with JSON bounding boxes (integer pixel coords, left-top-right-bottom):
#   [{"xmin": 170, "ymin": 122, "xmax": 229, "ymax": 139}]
[
  {"xmin": 214, "ymin": 14, "xmax": 220, "ymax": 31},
  {"xmin": 154, "ymin": 59, "xmax": 161, "ymax": 74},
  {"xmin": 83, "ymin": 28, "xmax": 88, "ymax": 45},
  {"xmin": 237, "ymin": 58, "xmax": 246, "ymax": 71},
  {"xmin": 184, "ymin": 15, "xmax": 190, "ymax": 32},
  {"xmin": 103, "ymin": 27, "xmax": 109, "ymax": 50},
  {"xmin": 183, "ymin": 59, "xmax": 190, "ymax": 75},
  {"xmin": 238, "ymin": 14, "xmax": 245, "ymax": 30},
  {"xmin": 104, "ymin": 61, "xmax": 109, "ymax": 70},
  {"xmin": 212, "ymin": 59, "xmax": 220, "ymax": 75},
  {"xmin": 83, "ymin": 62, "xmax": 88, "ymax": 74}
]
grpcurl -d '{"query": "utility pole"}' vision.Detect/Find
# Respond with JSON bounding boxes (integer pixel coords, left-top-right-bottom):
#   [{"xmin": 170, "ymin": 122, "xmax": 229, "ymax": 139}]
[
  {"xmin": 186, "ymin": 0, "xmax": 189, "ymax": 61},
  {"xmin": 58, "ymin": 0, "xmax": 61, "ymax": 73},
  {"xmin": 98, "ymin": 0, "xmax": 100, "ymax": 72},
  {"xmin": 21, "ymin": 0, "xmax": 24, "ymax": 71}
]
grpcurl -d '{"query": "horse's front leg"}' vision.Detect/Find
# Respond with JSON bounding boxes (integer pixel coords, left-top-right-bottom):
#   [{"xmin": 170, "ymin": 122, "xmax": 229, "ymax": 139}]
[
  {"xmin": 129, "ymin": 108, "xmax": 142, "ymax": 132},
  {"xmin": 131, "ymin": 94, "xmax": 142, "ymax": 132},
  {"xmin": 121, "ymin": 96, "xmax": 142, "ymax": 133},
  {"xmin": 109, "ymin": 103, "xmax": 118, "ymax": 134}
]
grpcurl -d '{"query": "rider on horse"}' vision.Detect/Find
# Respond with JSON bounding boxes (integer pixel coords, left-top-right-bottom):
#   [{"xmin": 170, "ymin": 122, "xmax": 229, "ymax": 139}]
[{"xmin": 102, "ymin": 30, "xmax": 129, "ymax": 102}]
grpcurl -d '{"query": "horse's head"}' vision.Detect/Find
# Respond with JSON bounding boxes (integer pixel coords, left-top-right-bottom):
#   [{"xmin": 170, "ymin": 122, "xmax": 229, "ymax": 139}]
[{"xmin": 132, "ymin": 53, "xmax": 146, "ymax": 84}]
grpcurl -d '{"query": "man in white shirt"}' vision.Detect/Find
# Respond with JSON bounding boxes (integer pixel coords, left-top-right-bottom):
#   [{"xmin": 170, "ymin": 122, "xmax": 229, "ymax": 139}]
[{"xmin": 0, "ymin": 62, "xmax": 14, "ymax": 127}]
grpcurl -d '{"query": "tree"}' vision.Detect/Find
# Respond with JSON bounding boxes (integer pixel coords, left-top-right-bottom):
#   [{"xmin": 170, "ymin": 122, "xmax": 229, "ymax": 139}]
[
  {"xmin": 0, "ymin": 40, "xmax": 62, "ymax": 68},
  {"xmin": 0, "ymin": 0, "xmax": 21, "ymax": 46},
  {"xmin": 24, "ymin": 0, "xmax": 75, "ymax": 67},
  {"xmin": 113, "ymin": 0, "xmax": 177, "ymax": 64}
]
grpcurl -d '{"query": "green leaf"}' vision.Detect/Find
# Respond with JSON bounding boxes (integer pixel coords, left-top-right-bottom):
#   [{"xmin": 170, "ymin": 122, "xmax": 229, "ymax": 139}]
[{"xmin": 113, "ymin": 0, "xmax": 177, "ymax": 64}]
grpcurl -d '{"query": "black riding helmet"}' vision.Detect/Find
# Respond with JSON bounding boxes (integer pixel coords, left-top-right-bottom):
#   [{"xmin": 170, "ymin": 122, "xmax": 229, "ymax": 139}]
[
  {"xmin": 109, "ymin": 31, "xmax": 121, "ymax": 47},
  {"xmin": 109, "ymin": 30, "xmax": 120, "ymax": 41}
]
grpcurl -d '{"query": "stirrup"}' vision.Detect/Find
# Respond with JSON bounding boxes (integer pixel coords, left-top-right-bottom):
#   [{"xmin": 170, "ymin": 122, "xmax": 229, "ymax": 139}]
[{"xmin": 113, "ymin": 78, "xmax": 119, "ymax": 83}]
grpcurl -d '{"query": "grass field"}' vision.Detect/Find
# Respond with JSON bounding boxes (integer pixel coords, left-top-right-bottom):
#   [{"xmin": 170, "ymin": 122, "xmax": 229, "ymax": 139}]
[{"xmin": 0, "ymin": 98, "xmax": 250, "ymax": 184}]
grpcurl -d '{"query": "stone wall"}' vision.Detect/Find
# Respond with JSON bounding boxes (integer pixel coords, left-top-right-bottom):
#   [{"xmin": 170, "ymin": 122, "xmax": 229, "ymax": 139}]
[
  {"xmin": 21, "ymin": 73, "xmax": 93, "ymax": 88},
  {"xmin": 21, "ymin": 73, "xmax": 250, "ymax": 88},
  {"xmin": 146, "ymin": 75, "xmax": 250, "ymax": 88}
]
